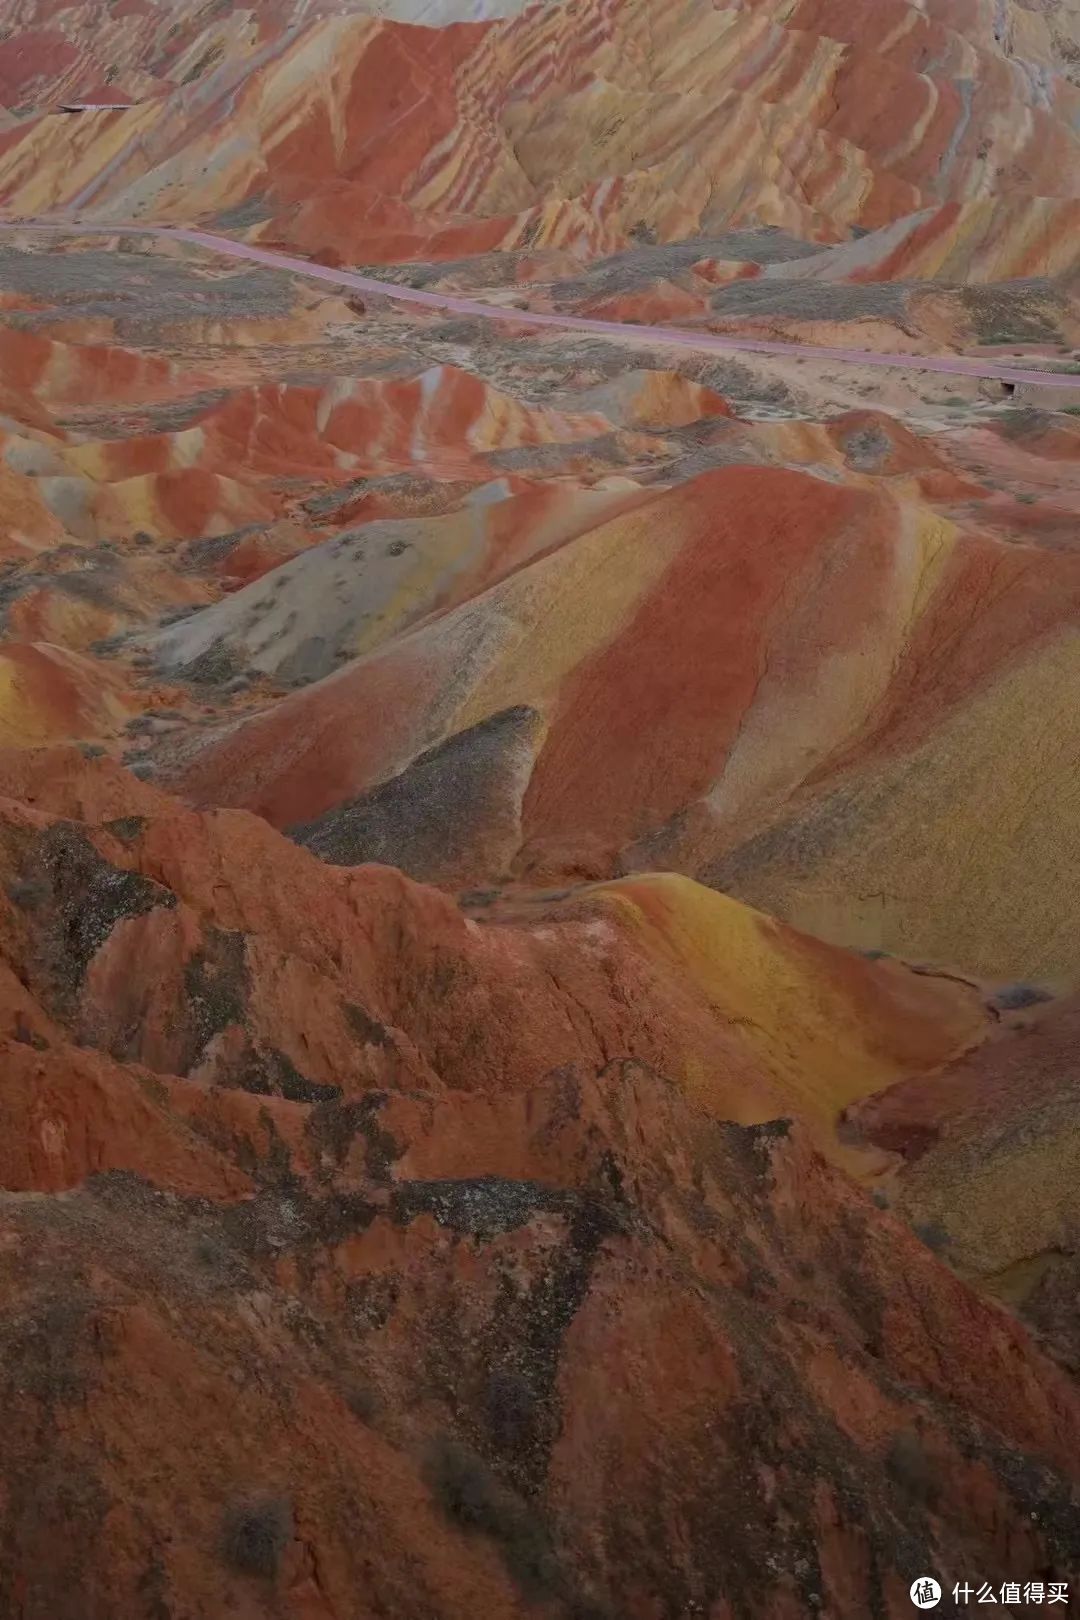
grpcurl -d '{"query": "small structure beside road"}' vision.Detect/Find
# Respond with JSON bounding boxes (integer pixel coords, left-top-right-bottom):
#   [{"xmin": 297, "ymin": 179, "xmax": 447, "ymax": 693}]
[{"xmin": 59, "ymin": 102, "xmax": 137, "ymax": 113}]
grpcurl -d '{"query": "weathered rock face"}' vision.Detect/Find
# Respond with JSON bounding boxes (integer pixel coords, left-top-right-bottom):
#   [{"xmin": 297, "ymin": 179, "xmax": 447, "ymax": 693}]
[
  {"xmin": 0, "ymin": 218, "xmax": 1076, "ymax": 992},
  {"xmin": 2, "ymin": 0, "xmax": 1080, "ymax": 1611},
  {"xmin": 6, "ymin": 1070, "xmax": 1080, "ymax": 1620},
  {"xmin": 845, "ymin": 992, "xmax": 1080, "ymax": 1375},
  {"xmin": 165, "ymin": 457, "xmax": 1080, "ymax": 987},
  {"xmin": 0, "ymin": 749, "xmax": 990, "ymax": 1136},
  {"xmin": 0, "ymin": 750, "xmax": 1077, "ymax": 1615},
  {"xmin": 4, "ymin": 0, "xmax": 1080, "ymax": 275},
  {"xmin": 289, "ymin": 705, "xmax": 547, "ymax": 885}
]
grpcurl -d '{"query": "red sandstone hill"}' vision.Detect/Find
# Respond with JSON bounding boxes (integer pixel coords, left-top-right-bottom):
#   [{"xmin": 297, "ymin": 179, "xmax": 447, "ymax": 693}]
[
  {"xmin": 1, "ymin": 746, "xmax": 1079, "ymax": 1618},
  {"xmin": 4, "ymin": 0, "xmax": 1080, "ymax": 275}
]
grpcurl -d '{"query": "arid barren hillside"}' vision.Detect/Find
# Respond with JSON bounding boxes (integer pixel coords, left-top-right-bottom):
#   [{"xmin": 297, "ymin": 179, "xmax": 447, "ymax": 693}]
[
  {"xmin": 4, "ymin": 0, "xmax": 1080, "ymax": 269},
  {"xmin": 1, "ymin": 0, "xmax": 1080, "ymax": 1615}
]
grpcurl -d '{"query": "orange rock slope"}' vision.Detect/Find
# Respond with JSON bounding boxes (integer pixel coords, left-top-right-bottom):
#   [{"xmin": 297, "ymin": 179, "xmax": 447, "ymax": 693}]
[
  {"xmin": 167, "ymin": 453, "xmax": 1080, "ymax": 988},
  {"xmin": 2, "ymin": 746, "xmax": 1080, "ymax": 1616},
  {"xmin": 2, "ymin": 0, "xmax": 1080, "ymax": 275}
]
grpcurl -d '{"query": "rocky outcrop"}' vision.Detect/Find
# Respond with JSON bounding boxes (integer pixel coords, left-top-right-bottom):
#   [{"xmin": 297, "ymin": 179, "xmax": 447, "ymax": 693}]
[
  {"xmin": 0, "ymin": 753, "xmax": 1077, "ymax": 1617},
  {"xmin": 845, "ymin": 991, "xmax": 1080, "ymax": 1373}
]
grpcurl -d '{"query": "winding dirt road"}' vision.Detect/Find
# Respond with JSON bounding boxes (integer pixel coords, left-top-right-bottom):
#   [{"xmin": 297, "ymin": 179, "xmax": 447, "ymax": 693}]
[{"xmin": 8, "ymin": 216, "xmax": 1080, "ymax": 391}]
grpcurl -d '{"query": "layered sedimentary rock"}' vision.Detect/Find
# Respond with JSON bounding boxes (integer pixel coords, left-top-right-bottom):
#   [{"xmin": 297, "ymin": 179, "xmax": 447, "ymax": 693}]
[
  {"xmin": 2, "ymin": 746, "xmax": 1080, "ymax": 1616},
  {"xmin": 1, "ymin": 0, "xmax": 1080, "ymax": 1611},
  {"xmin": 845, "ymin": 991, "xmax": 1080, "ymax": 1371},
  {"xmin": 2, "ymin": 0, "xmax": 1080, "ymax": 276},
  {"xmin": 161, "ymin": 455, "xmax": 1080, "ymax": 986}
]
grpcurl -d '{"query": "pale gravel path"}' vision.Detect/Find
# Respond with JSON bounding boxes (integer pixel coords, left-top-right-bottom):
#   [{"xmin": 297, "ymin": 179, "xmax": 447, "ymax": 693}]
[{"xmin": 7, "ymin": 217, "xmax": 1080, "ymax": 391}]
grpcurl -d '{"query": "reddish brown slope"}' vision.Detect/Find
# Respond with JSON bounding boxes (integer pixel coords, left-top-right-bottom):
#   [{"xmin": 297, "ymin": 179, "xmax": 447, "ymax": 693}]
[
  {"xmin": 0, "ymin": 748, "xmax": 987, "ymax": 1139},
  {"xmin": 846, "ymin": 993, "xmax": 1080, "ymax": 1372},
  {"xmin": 0, "ymin": 749, "xmax": 1077, "ymax": 1617},
  {"xmin": 4, "ymin": 0, "xmax": 1080, "ymax": 274},
  {"xmin": 162, "ymin": 453, "xmax": 1080, "ymax": 986}
]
